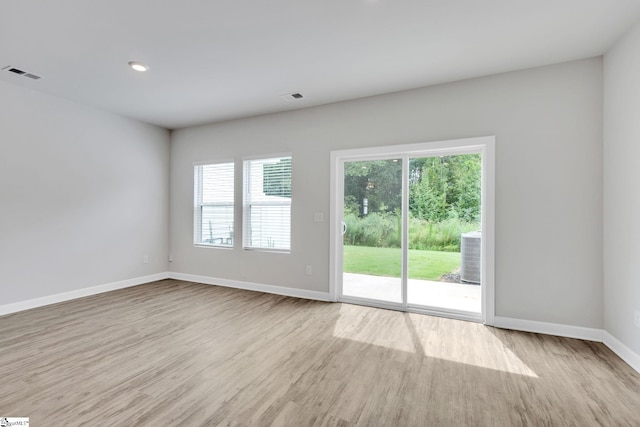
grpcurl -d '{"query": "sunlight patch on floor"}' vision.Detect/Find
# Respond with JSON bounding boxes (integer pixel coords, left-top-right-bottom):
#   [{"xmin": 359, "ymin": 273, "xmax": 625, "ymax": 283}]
[
  {"xmin": 332, "ymin": 303, "xmax": 416, "ymax": 353},
  {"xmin": 332, "ymin": 304, "xmax": 538, "ymax": 378}
]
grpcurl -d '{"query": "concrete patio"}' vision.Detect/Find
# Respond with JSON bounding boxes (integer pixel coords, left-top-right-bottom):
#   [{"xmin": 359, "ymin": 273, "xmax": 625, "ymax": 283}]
[{"xmin": 342, "ymin": 273, "xmax": 481, "ymax": 313}]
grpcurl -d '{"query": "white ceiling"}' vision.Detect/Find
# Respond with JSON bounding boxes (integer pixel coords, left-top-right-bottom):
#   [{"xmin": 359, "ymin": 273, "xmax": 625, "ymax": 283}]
[{"xmin": 1, "ymin": 1, "xmax": 639, "ymax": 130}]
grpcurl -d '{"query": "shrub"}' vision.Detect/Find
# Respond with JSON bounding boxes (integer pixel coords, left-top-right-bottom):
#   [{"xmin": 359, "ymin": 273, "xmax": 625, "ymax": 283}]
[
  {"xmin": 409, "ymin": 216, "xmax": 479, "ymax": 251},
  {"xmin": 344, "ymin": 213, "xmax": 478, "ymax": 251},
  {"xmin": 344, "ymin": 212, "xmax": 400, "ymax": 247}
]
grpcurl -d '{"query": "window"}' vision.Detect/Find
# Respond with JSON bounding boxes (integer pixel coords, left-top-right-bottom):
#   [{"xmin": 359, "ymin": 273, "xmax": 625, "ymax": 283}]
[
  {"xmin": 194, "ymin": 162, "xmax": 235, "ymax": 247},
  {"xmin": 243, "ymin": 156, "xmax": 292, "ymax": 251}
]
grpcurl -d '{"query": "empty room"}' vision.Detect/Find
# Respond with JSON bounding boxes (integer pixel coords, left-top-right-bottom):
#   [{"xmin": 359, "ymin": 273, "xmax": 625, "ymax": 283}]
[{"xmin": 1, "ymin": 1, "xmax": 640, "ymax": 425}]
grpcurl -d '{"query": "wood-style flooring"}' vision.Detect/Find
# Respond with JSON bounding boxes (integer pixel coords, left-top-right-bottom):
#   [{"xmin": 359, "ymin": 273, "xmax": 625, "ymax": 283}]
[{"xmin": 1, "ymin": 279, "xmax": 639, "ymax": 426}]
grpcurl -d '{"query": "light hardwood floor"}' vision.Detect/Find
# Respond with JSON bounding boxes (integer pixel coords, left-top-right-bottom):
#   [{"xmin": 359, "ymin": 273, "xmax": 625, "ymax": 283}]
[{"xmin": 1, "ymin": 279, "xmax": 639, "ymax": 426}]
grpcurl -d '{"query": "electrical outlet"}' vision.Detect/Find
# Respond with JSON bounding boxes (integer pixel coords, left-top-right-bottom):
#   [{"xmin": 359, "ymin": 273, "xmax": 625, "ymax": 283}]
[
  {"xmin": 313, "ymin": 212, "xmax": 324, "ymax": 222},
  {"xmin": 635, "ymin": 310, "xmax": 640, "ymax": 329},
  {"xmin": 305, "ymin": 265, "xmax": 312, "ymax": 275},
  {"xmin": 143, "ymin": 255, "xmax": 149, "ymax": 264}
]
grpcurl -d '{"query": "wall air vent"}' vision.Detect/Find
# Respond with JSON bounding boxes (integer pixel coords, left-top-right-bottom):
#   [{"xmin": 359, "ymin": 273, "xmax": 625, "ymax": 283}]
[{"xmin": 2, "ymin": 65, "xmax": 42, "ymax": 80}]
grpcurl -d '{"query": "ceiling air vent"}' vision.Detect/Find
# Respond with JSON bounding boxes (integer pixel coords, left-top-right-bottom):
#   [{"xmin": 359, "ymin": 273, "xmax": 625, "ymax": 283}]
[
  {"xmin": 280, "ymin": 92, "xmax": 304, "ymax": 101},
  {"xmin": 2, "ymin": 65, "xmax": 42, "ymax": 80}
]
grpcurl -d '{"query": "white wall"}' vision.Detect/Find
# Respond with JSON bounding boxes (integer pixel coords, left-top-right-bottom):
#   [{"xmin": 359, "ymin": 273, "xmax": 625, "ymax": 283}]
[
  {"xmin": 0, "ymin": 80, "xmax": 170, "ymax": 305},
  {"xmin": 604, "ymin": 21, "xmax": 640, "ymax": 355},
  {"xmin": 171, "ymin": 58, "xmax": 603, "ymax": 328}
]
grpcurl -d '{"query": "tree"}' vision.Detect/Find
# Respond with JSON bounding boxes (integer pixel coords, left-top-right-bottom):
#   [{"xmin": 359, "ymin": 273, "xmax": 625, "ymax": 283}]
[
  {"xmin": 448, "ymin": 154, "xmax": 481, "ymax": 222},
  {"xmin": 263, "ymin": 158, "xmax": 291, "ymax": 197},
  {"xmin": 344, "ymin": 159, "xmax": 402, "ymax": 216},
  {"xmin": 409, "ymin": 157, "xmax": 449, "ymax": 221},
  {"xmin": 343, "ymin": 154, "xmax": 481, "ymax": 223},
  {"xmin": 408, "ymin": 154, "xmax": 481, "ymax": 222}
]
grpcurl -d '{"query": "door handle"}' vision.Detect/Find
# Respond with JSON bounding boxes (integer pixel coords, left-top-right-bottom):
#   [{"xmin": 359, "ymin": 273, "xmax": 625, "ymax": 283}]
[{"xmin": 341, "ymin": 221, "xmax": 347, "ymax": 235}]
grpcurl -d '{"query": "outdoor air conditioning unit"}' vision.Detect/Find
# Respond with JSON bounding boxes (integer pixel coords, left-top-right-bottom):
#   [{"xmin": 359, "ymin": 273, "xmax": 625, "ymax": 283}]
[{"xmin": 461, "ymin": 231, "xmax": 481, "ymax": 284}]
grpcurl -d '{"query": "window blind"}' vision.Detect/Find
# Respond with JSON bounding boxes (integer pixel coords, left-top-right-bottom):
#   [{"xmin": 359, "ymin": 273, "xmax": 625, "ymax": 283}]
[
  {"xmin": 194, "ymin": 162, "xmax": 235, "ymax": 247},
  {"xmin": 243, "ymin": 156, "xmax": 292, "ymax": 251}
]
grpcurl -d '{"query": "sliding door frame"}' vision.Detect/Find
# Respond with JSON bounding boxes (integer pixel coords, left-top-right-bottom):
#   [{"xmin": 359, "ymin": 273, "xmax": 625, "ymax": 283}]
[{"xmin": 329, "ymin": 136, "xmax": 495, "ymax": 325}]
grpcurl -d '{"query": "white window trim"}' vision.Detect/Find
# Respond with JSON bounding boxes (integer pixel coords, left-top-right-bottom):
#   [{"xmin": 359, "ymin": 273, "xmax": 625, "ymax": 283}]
[
  {"xmin": 193, "ymin": 160, "xmax": 235, "ymax": 249},
  {"xmin": 242, "ymin": 153, "xmax": 293, "ymax": 253},
  {"xmin": 329, "ymin": 136, "xmax": 495, "ymax": 325}
]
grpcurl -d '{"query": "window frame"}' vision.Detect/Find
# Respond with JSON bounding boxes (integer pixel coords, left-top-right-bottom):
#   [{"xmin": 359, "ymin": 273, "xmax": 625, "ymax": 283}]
[
  {"xmin": 193, "ymin": 160, "xmax": 236, "ymax": 249},
  {"xmin": 242, "ymin": 153, "xmax": 293, "ymax": 253}
]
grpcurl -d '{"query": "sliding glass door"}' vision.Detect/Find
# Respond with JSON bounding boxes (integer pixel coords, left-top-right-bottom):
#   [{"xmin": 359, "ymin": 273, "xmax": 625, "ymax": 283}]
[
  {"xmin": 406, "ymin": 154, "xmax": 482, "ymax": 314},
  {"xmin": 341, "ymin": 158, "xmax": 403, "ymax": 305},
  {"xmin": 332, "ymin": 137, "xmax": 494, "ymax": 323}
]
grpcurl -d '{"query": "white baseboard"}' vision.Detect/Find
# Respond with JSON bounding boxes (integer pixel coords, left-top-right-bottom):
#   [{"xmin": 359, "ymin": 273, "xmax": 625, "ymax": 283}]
[
  {"xmin": 493, "ymin": 316, "xmax": 604, "ymax": 342},
  {"xmin": 603, "ymin": 332, "xmax": 640, "ymax": 374},
  {"xmin": 0, "ymin": 272, "xmax": 170, "ymax": 316},
  {"xmin": 3, "ymin": 273, "xmax": 637, "ymax": 375},
  {"xmin": 168, "ymin": 272, "xmax": 331, "ymax": 302}
]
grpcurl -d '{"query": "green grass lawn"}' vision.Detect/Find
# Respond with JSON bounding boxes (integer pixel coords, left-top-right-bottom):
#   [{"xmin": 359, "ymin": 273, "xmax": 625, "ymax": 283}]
[{"xmin": 343, "ymin": 245, "xmax": 460, "ymax": 280}]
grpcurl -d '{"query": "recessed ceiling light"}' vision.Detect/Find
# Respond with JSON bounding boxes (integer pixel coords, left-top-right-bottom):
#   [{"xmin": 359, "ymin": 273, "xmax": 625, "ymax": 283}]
[{"xmin": 128, "ymin": 61, "xmax": 148, "ymax": 72}]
